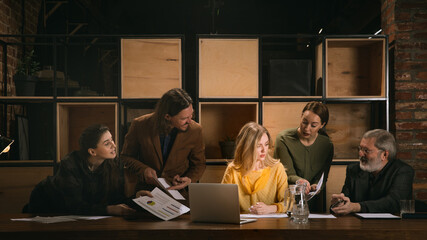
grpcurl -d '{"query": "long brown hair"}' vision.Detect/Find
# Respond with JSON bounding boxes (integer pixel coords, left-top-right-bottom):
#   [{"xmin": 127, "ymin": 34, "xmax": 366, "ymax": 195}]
[
  {"xmin": 231, "ymin": 122, "xmax": 278, "ymax": 176},
  {"xmin": 302, "ymin": 101, "xmax": 330, "ymax": 136},
  {"xmin": 153, "ymin": 88, "xmax": 193, "ymax": 134},
  {"xmin": 78, "ymin": 124, "xmax": 121, "ymax": 202}
]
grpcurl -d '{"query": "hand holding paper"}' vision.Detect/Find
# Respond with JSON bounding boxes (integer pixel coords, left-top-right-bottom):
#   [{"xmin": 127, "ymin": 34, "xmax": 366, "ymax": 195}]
[
  {"xmin": 169, "ymin": 175, "xmax": 191, "ymax": 190},
  {"xmin": 155, "ymin": 177, "xmax": 186, "ymax": 200},
  {"xmin": 307, "ymin": 172, "xmax": 324, "ymax": 201},
  {"xmin": 144, "ymin": 167, "xmax": 159, "ymax": 186}
]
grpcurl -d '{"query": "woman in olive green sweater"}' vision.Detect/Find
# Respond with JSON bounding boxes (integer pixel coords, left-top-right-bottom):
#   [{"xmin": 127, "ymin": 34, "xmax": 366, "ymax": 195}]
[{"xmin": 273, "ymin": 102, "xmax": 334, "ymax": 212}]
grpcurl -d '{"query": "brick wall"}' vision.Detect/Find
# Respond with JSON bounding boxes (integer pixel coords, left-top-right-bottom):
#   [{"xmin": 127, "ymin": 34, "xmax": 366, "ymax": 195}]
[
  {"xmin": 0, "ymin": 0, "xmax": 41, "ymax": 136},
  {"xmin": 382, "ymin": 0, "xmax": 427, "ymax": 202}
]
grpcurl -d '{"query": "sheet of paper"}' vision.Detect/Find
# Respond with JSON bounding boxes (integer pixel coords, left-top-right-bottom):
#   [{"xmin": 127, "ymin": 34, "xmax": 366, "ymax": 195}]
[
  {"xmin": 156, "ymin": 178, "xmax": 186, "ymax": 200},
  {"xmin": 307, "ymin": 172, "xmax": 324, "ymax": 201},
  {"xmin": 240, "ymin": 213, "xmax": 288, "ymax": 218},
  {"xmin": 308, "ymin": 214, "xmax": 336, "ymax": 219},
  {"xmin": 66, "ymin": 215, "xmax": 111, "ymax": 220},
  {"xmin": 355, "ymin": 213, "xmax": 400, "ymax": 219},
  {"xmin": 10, "ymin": 215, "xmax": 111, "ymax": 224},
  {"xmin": 133, "ymin": 187, "xmax": 190, "ymax": 221}
]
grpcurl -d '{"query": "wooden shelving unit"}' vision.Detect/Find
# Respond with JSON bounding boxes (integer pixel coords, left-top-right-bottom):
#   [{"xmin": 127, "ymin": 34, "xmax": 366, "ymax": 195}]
[
  {"xmin": 262, "ymin": 102, "xmax": 307, "ymax": 142},
  {"xmin": 199, "ymin": 38, "xmax": 259, "ymax": 98},
  {"xmin": 199, "ymin": 102, "xmax": 258, "ymax": 159},
  {"xmin": 0, "ymin": 35, "xmax": 183, "ymax": 213},
  {"xmin": 197, "ymin": 35, "xmax": 388, "ymax": 162},
  {"xmin": 326, "ymin": 103, "xmax": 372, "ymax": 159},
  {"xmin": 121, "ymin": 38, "xmax": 182, "ymax": 99},
  {"xmin": 322, "ymin": 38, "xmax": 386, "ymax": 98},
  {"xmin": 197, "ymin": 35, "xmax": 388, "ymax": 213},
  {"xmin": 57, "ymin": 102, "xmax": 118, "ymax": 161},
  {"xmin": 0, "ymin": 34, "xmax": 388, "ymax": 213}
]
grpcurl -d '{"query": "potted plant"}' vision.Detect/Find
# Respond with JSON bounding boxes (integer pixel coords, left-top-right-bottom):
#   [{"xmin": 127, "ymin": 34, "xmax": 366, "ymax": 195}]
[
  {"xmin": 13, "ymin": 50, "xmax": 40, "ymax": 96},
  {"xmin": 219, "ymin": 135, "xmax": 236, "ymax": 159}
]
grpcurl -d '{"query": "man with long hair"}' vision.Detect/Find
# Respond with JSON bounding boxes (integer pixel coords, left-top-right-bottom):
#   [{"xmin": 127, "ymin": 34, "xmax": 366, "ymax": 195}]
[{"xmin": 121, "ymin": 88, "xmax": 206, "ymax": 197}]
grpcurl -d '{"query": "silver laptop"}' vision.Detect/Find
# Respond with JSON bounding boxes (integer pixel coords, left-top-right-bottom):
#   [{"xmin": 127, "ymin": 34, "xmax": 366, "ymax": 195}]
[{"xmin": 189, "ymin": 183, "xmax": 257, "ymax": 224}]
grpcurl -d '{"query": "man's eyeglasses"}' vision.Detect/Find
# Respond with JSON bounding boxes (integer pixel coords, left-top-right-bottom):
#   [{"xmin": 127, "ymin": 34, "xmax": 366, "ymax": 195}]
[
  {"xmin": 358, "ymin": 146, "xmax": 384, "ymax": 154},
  {"xmin": 358, "ymin": 146, "xmax": 374, "ymax": 154}
]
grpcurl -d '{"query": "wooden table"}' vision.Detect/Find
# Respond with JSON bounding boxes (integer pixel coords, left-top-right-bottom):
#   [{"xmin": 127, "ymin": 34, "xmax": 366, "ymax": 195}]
[{"xmin": 1, "ymin": 213, "xmax": 427, "ymax": 240}]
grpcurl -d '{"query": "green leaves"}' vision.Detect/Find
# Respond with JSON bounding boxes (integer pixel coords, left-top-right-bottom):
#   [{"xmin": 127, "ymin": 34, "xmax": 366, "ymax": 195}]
[{"xmin": 16, "ymin": 50, "xmax": 40, "ymax": 76}]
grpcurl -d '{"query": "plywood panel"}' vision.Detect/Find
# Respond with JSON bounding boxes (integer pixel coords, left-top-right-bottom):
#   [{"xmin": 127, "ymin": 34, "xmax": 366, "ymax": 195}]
[
  {"xmin": 57, "ymin": 104, "xmax": 70, "ymax": 162},
  {"xmin": 262, "ymin": 102, "xmax": 307, "ymax": 145},
  {"xmin": 326, "ymin": 39, "xmax": 385, "ymax": 98},
  {"xmin": 315, "ymin": 43, "xmax": 323, "ymax": 96},
  {"xmin": 199, "ymin": 38, "xmax": 259, "ymax": 98},
  {"xmin": 199, "ymin": 165, "xmax": 228, "ymax": 183},
  {"xmin": 199, "ymin": 103, "xmax": 258, "ymax": 159},
  {"xmin": 326, "ymin": 165, "xmax": 347, "ymax": 213},
  {"xmin": 0, "ymin": 166, "xmax": 53, "ymax": 213},
  {"xmin": 57, "ymin": 103, "xmax": 117, "ymax": 161},
  {"xmin": 121, "ymin": 39, "xmax": 182, "ymax": 98},
  {"xmin": 126, "ymin": 108, "xmax": 154, "ymax": 124},
  {"xmin": 327, "ymin": 103, "xmax": 371, "ymax": 159}
]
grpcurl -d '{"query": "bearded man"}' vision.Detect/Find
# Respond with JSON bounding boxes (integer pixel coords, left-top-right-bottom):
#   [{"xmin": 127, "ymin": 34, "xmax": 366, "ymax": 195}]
[{"xmin": 330, "ymin": 129, "xmax": 414, "ymax": 215}]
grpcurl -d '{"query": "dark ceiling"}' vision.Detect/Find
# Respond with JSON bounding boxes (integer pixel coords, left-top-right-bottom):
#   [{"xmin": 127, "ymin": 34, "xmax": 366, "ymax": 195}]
[{"xmin": 40, "ymin": 0, "xmax": 382, "ymax": 35}]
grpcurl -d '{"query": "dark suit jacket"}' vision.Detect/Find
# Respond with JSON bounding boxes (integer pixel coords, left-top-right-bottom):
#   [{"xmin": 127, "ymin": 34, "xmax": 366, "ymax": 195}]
[
  {"xmin": 121, "ymin": 113, "xmax": 206, "ymax": 190},
  {"xmin": 342, "ymin": 159, "xmax": 414, "ymax": 213}
]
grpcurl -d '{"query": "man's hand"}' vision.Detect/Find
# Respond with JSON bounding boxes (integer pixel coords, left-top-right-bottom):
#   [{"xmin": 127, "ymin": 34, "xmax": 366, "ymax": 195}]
[
  {"xmin": 143, "ymin": 167, "xmax": 158, "ymax": 186},
  {"xmin": 135, "ymin": 190, "xmax": 153, "ymax": 198},
  {"xmin": 168, "ymin": 175, "xmax": 191, "ymax": 190},
  {"xmin": 249, "ymin": 202, "xmax": 277, "ymax": 215},
  {"xmin": 330, "ymin": 193, "xmax": 361, "ymax": 215}
]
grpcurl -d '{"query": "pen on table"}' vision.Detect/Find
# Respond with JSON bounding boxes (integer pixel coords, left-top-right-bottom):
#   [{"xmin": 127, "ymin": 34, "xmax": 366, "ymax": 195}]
[{"xmin": 331, "ymin": 199, "xmax": 346, "ymax": 208}]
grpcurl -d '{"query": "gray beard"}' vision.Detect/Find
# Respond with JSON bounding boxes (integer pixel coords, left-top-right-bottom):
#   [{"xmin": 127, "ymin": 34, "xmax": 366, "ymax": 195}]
[{"xmin": 359, "ymin": 157, "xmax": 383, "ymax": 173}]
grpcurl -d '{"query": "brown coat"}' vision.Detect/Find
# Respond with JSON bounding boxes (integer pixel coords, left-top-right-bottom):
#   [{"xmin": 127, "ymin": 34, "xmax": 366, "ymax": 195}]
[{"xmin": 121, "ymin": 113, "xmax": 206, "ymax": 189}]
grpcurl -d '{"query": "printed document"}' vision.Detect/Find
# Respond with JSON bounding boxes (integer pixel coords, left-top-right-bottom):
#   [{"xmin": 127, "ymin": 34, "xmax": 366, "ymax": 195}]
[
  {"xmin": 155, "ymin": 178, "xmax": 186, "ymax": 200},
  {"xmin": 307, "ymin": 172, "xmax": 324, "ymax": 201},
  {"xmin": 240, "ymin": 213, "xmax": 288, "ymax": 218},
  {"xmin": 11, "ymin": 215, "xmax": 111, "ymax": 224},
  {"xmin": 133, "ymin": 187, "xmax": 190, "ymax": 221},
  {"xmin": 355, "ymin": 213, "xmax": 400, "ymax": 219}
]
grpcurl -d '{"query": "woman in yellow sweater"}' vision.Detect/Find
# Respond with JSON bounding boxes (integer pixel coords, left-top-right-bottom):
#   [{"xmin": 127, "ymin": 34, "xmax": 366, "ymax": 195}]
[{"xmin": 221, "ymin": 122, "xmax": 288, "ymax": 214}]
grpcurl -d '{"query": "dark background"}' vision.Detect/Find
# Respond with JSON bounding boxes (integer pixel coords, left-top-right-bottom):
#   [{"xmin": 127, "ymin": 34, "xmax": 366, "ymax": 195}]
[{"xmin": 38, "ymin": 0, "xmax": 382, "ymax": 98}]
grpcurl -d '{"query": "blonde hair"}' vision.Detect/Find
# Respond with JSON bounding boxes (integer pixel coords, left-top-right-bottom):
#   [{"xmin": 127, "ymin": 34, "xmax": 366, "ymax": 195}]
[{"xmin": 231, "ymin": 122, "xmax": 278, "ymax": 176}]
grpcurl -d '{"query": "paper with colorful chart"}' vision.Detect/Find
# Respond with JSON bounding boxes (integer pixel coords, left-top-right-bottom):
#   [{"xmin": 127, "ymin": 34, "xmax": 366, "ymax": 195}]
[{"xmin": 132, "ymin": 187, "xmax": 190, "ymax": 221}]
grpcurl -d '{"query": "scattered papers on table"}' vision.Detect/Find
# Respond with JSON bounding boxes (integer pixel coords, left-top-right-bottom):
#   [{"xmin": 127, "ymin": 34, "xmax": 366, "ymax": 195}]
[
  {"xmin": 133, "ymin": 187, "xmax": 190, "ymax": 221},
  {"xmin": 155, "ymin": 177, "xmax": 186, "ymax": 200},
  {"xmin": 308, "ymin": 214, "xmax": 336, "ymax": 219},
  {"xmin": 355, "ymin": 213, "xmax": 400, "ymax": 219},
  {"xmin": 240, "ymin": 213, "xmax": 288, "ymax": 218},
  {"xmin": 11, "ymin": 215, "xmax": 111, "ymax": 224},
  {"xmin": 239, "ymin": 213, "xmax": 336, "ymax": 219}
]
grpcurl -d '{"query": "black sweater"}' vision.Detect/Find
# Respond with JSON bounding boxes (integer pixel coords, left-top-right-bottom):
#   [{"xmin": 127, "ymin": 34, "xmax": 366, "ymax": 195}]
[{"xmin": 28, "ymin": 151, "xmax": 128, "ymax": 215}]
